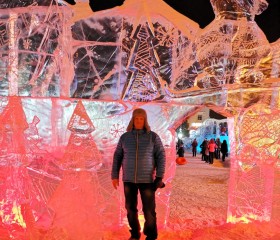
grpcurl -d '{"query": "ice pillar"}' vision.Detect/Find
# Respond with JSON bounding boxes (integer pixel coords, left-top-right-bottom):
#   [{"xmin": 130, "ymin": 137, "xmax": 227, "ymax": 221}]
[{"xmin": 227, "ymin": 102, "xmax": 280, "ymax": 223}]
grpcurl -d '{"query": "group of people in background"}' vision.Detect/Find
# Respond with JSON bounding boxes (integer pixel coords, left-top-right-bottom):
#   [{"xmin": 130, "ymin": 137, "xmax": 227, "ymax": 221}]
[
  {"xmin": 176, "ymin": 137, "xmax": 229, "ymax": 164},
  {"xmin": 199, "ymin": 138, "xmax": 228, "ymax": 163}
]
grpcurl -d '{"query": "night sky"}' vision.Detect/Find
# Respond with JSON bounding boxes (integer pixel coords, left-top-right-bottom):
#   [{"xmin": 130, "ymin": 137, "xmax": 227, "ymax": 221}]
[{"xmin": 76, "ymin": 0, "xmax": 280, "ymax": 43}]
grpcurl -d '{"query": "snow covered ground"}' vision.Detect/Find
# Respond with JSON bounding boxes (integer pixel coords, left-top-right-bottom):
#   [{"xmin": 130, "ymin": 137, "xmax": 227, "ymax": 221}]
[
  {"xmin": 169, "ymin": 152, "xmax": 230, "ymax": 230},
  {"xmin": 104, "ymin": 152, "xmax": 280, "ymax": 239}
]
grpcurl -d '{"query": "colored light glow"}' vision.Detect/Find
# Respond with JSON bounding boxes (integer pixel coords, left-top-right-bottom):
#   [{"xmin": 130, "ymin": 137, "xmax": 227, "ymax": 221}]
[
  {"xmin": 191, "ymin": 123, "xmax": 202, "ymax": 127},
  {"xmin": 138, "ymin": 213, "xmax": 145, "ymax": 232},
  {"xmin": 12, "ymin": 202, "xmax": 26, "ymax": 228},
  {"xmin": 0, "ymin": 0, "xmax": 279, "ymax": 238},
  {"xmin": 227, "ymin": 213, "xmax": 270, "ymax": 224},
  {"xmin": 238, "ymin": 161, "xmax": 257, "ymax": 172}
]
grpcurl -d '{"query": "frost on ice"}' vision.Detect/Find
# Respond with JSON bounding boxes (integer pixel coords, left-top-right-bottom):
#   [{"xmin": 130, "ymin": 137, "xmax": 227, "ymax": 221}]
[{"xmin": 0, "ymin": 0, "xmax": 279, "ymax": 239}]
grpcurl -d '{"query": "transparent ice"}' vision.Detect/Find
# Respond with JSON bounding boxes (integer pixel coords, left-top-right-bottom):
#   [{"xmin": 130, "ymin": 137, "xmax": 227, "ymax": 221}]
[{"xmin": 0, "ymin": 0, "xmax": 279, "ymax": 239}]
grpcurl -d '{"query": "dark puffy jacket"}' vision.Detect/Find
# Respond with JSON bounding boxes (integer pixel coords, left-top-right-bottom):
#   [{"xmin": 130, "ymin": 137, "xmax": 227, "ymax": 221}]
[
  {"xmin": 111, "ymin": 129, "xmax": 166, "ymax": 183},
  {"xmin": 177, "ymin": 147, "xmax": 184, "ymax": 157}
]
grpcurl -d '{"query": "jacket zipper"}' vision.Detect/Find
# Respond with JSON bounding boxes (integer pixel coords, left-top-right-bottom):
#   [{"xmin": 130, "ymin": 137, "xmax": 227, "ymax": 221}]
[{"xmin": 135, "ymin": 131, "xmax": 139, "ymax": 183}]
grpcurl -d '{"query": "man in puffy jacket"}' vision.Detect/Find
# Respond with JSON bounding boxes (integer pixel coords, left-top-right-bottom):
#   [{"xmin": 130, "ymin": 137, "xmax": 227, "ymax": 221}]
[{"xmin": 111, "ymin": 108, "xmax": 166, "ymax": 240}]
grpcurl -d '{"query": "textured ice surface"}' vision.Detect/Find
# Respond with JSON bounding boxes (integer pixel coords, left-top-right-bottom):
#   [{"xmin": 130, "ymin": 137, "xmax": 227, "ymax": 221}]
[{"xmin": 0, "ymin": 0, "xmax": 279, "ymax": 239}]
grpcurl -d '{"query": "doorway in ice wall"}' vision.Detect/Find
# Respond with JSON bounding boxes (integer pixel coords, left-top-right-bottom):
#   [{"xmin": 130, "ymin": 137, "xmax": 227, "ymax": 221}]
[
  {"xmin": 169, "ymin": 106, "xmax": 232, "ymax": 229},
  {"xmin": 176, "ymin": 107, "xmax": 230, "ymax": 154}
]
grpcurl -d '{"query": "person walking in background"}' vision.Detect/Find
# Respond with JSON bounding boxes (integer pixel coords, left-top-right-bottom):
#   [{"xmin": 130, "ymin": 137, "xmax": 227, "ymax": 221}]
[
  {"xmin": 191, "ymin": 138, "xmax": 198, "ymax": 157},
  {"xmin": 111, "ymin": 108, "xmax": 166, "ymax": 240},
  {"xmin": 177, "ymin": 143, "xmax": 185, "ymax": 157},
  {"xmin": 176, "ymin": 138, "xmax": 183, "ymax": 151},
  {"xmin": 204, "ymin": 142, "xmax": 209, "ymax": 163},
  {"xmin": 208, "ymin": 138, "xmax": 217, "ymax": 164},
  {"xmin": 215, "ymin": 138, "xmax": 221, "ymax": 159},
  {"xmin": 221, "ymin": 140, "xmax": 228, "ymax": 162},
  {"xmin": 200, "ymin": 138, "xmax": 208, "ymax": 161}
]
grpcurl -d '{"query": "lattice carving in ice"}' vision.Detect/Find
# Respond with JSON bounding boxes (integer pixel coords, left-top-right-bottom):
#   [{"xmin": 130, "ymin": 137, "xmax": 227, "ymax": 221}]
[{"xmin": 228, "ymin": 104, "xmax": 280, "ymax": 222}]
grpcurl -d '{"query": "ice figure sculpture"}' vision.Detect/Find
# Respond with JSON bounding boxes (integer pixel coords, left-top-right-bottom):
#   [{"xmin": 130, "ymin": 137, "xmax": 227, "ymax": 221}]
[
  {"xmin": 0, "ymin": 97, "xmax": 50, "ymax": 239},
  {"xmin": 48, "ymin": 100, "xmax": 103, "ymax": 239},
  {"xmin": 195, "ymin": 0, "xmax": 271, "ymax": 87},
  {"xmin": 0, "ymin": 97, "xmax": 29, "ymax": 162},
  {"xmin": 0, "ymin": 0, "xmax": 279, "ymax": 238}
]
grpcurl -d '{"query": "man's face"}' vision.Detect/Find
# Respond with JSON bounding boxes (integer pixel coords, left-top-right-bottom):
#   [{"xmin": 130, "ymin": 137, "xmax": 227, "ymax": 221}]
[{"xmin": 134, "ymin": 115, "xmax": 145, "ymax": 130}]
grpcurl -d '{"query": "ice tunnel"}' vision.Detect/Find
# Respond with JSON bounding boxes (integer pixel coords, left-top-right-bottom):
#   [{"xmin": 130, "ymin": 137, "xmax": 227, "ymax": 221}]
[{"xmin": 0, "ymin": 0, "xmax": 279, "ymax": 239}]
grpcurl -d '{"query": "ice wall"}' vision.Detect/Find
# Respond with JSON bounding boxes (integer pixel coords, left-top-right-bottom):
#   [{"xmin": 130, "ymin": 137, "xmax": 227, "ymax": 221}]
[
  {"xmin": 0, "ymin": 0, "xmax": 279, "ymax": 238},
  {"xmin": 0, "ymin": 96, "xmax": 195, "ymax": 239}
]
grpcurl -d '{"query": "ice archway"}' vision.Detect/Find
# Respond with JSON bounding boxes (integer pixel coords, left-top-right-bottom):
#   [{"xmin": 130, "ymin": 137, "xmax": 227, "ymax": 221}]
[{"xmin": 0, "ymin": 0, "xmax": 279, "ymax": 239}]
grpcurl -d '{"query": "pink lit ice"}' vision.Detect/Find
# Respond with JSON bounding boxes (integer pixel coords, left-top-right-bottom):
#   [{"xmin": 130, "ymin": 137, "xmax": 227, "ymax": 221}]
[{"xmin": 0, "ymin": 0, "xmax": 279, "ymax": 239}]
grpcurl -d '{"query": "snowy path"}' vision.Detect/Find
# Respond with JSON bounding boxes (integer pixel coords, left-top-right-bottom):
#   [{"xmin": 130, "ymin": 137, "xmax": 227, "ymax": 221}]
[{"xmin": 169, "ymin": 152, "xmax": 230, "ymax": 229}]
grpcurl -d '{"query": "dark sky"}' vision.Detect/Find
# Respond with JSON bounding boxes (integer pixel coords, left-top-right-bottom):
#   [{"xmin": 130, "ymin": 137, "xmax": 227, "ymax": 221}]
[{"xmin": 68, "ymin": 0, "xmax": 280, "ymax": 43}]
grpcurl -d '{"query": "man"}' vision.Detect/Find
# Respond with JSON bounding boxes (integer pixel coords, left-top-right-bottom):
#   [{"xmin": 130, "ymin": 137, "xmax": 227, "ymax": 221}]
[
  {"xmin": 111, "ymin": 108, "xmax": 166, "ymax": 240},
  {"xmin": 200, "ymin": 138, "xmax": 207, "ymax": 161},
  {"xmin": 191, "ymin": 138, "xmax": 198, "ymax": 157}
]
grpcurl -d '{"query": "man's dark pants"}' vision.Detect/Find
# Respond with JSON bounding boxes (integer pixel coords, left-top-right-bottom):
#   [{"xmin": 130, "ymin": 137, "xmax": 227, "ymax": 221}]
[{"xmin": 124, "ymin": 182, "xmax": 157, "ymax": 240}]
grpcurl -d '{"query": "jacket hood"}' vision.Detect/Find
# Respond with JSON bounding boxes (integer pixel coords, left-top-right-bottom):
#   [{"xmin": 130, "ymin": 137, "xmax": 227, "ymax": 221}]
[{"xmin": 126, "ymin": 108, "xmax": 151, "ymax": 132}]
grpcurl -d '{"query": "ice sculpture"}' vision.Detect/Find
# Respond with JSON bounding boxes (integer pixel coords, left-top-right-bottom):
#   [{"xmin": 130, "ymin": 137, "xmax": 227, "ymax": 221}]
[
  {"xmin": 0, "ymin": 1, "xmax": 72, "ymax": 97},
  {"xmin": 0, "ymin": 96, "xmax": 195, "ymax": 238},
  {"xmin": 226, "ymin": 103, "xmax": 280, "ymax": 223},
  {"xmin": 48, "ymin": 100, "xmax": 103, "ymax": 239},
  {"xmin": 0, "ymin": 97, "xmax": 50, "ymax": 239},
  {"xmin": 70, "ymin": 0, "xmax": 199, "ymax": 100},
  {"xmin": 0, "ymin": 0, "xmax": 279, "ymax": 239},
  {"xmin": 195, "ymin": 0, "xmax": 271, "ymax": 87}
]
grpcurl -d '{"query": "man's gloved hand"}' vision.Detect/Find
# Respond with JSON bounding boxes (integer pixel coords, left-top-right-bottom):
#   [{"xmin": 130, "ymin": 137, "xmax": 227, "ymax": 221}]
[
  {"xmin": 112, "ymin": 179, "xmax": 119, "ymax": 190},
  {"xmin": 153, "ymin": 177, "xmax": 165, "ymax": 191}
]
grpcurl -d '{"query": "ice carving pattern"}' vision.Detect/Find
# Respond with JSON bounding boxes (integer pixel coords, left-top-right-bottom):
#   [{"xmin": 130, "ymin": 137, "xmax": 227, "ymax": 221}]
[
  {"xmin": 70, "ymin": 0, "xmax": 199, "ymax": 100},
  {"xmin": 0, "ymin": 3, "xmax": 71, "ymax": 97},
  {"xmin": 227, "ymin": 104, "xmax": 280, "ymax": 223},
  {"xmin": 0, "ymin": 0, "xmax": 279, "ymax": 238},
  {"xmin": 195, "ymin": 0, "xmax": 271, "ymax": 87},
  {"xmin": 48, "ymin": 101, "xmax": 103, "ymax": 239}
]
